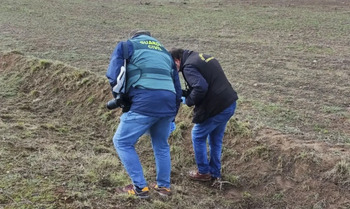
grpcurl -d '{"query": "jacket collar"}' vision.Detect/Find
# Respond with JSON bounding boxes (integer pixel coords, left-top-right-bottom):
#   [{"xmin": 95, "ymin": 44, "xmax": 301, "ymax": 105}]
[{"xmin": 180, "ymin": 50, "xmax": 193, "ymax": 71}]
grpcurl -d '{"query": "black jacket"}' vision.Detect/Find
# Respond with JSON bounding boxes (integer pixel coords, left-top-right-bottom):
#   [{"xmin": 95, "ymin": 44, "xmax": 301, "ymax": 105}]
[{"xmin": 181, "ymin": 50, "xmax": 238, "ymax": 123}]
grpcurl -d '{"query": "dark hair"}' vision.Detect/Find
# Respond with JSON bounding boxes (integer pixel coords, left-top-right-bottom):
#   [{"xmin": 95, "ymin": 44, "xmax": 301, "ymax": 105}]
[
  {"xmin": 129, "ymin": 30, "xmax": 151, "ymax": 38},
  {"xmin": 169, "ymin": 48, "xmax": 184, "ymax": 60}
]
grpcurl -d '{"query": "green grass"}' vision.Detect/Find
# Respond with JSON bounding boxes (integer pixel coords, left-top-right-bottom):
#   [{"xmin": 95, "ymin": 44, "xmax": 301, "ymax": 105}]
[
  {"xmin": 1, "ymin": 1, "xmax": 349, "ymax": 144},
  {"xmin": 1, "ymin": 0, "xmax": 350, "ymax": 208},
  {"xmin": 1, "ymin": 48, "xmax": 349, "ymax": 209},
  {"xmin": 0, "ymin": 73, "xmax": 21, "ymax": 98}
]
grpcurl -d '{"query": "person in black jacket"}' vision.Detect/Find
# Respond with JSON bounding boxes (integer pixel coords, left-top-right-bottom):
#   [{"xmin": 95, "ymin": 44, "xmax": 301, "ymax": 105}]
[{"xmin": 170, "ymin": 48, "xmax": 238, "ymax": 181}]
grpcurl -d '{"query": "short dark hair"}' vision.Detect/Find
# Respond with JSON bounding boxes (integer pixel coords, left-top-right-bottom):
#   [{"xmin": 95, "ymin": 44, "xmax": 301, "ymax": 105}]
[
  {"xmin": 169, "ymin": 48, "xmax": 184, "ymax": 60},
  {"xmin": 129, "ymin": 30, "xmax": 151, "ymax": 38}
]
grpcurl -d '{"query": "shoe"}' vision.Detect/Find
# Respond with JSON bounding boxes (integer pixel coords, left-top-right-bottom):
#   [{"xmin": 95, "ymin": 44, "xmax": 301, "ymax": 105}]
[
  {"xmin": 116, "ymin": 184, "xmax": 150, "ymax": 199},
  {"xmin": 153, "ymin": 184, "xmax": 172, "ymax": 197},
  {"xmin": 188, "ymin": 170, "xmax": 211, "ymax": 181}
]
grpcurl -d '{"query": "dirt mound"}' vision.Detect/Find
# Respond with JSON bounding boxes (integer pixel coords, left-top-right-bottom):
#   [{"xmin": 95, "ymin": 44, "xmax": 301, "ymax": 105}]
[
  {"xmin": 0, "ymin": 51, "xmax": 118, "ymax": 131},
  {"xmin": 1, "ymin": 52, "xmax": 349, "ymax": 208},
  {"xmin": 228, "ymin": 128, "xmax": 350, "ymax": 208}
]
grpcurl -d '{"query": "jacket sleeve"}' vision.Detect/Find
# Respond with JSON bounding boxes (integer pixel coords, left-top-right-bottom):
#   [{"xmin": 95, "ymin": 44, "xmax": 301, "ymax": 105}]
[
  {"xmin": 106, "ymin": 41, "xmax": 133, "ymax": 88},
  {"xmin": 172, "ymin": 63, "xmax": 182, "ymax": 113},
  {"xmin": 183, "ymin": 65, "xmax": 208, "ymax": 107}
]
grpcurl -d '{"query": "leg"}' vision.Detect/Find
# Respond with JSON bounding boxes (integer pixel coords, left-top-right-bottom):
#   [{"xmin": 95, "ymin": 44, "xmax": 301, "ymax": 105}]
[
  {"xmin": 149, "ymin": 116, "xmax": 173, "ymax": 188},
  {"xmin": 113, "ymin": 111, "xmax": 156, "ymax": 188},
  {"xmin": 208, "ymin": 123, "xmax": 226, "ymax": 178},
  {"xmin": 191, "ymin": 120, "xmax": 217, "ymax": 174},
  {"xmin": 208, "ymin": 102, "xmax": 237, "ymax": 177}
]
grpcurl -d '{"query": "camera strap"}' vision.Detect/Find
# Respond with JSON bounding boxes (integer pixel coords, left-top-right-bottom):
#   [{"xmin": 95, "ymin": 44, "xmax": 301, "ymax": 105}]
[
  {"xmin": 112, "ymin": 42, "xmax": 129, "ymax": 94},
  {"xmin": 121, "ymin": 42, "xmax": 128, "ymax": 94}
]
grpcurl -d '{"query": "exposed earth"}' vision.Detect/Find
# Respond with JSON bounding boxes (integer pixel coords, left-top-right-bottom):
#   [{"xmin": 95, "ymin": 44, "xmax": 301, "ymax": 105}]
[
  {"xmin": 0, "ymin": 0, "xmax": 350, "ymax": 208},
  {"xmin": 1, "ymin": 51, "xmax": 349, "ymax": 208}
]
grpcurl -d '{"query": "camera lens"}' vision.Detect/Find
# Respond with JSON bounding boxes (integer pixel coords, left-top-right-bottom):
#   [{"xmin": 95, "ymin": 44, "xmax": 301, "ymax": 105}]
[{"xmin": 106, "ymin": 99, "xmax": 119, "ymax": 110}]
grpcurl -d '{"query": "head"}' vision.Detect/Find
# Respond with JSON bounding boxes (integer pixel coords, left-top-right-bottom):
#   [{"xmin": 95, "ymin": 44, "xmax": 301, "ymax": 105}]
[
  {"xmin": 169, "ymin": 48, "xmax": 184, "ymax": 72},
  {"xmin": 129, "ymin": 30, "xmax": 151, "ymax": 38}
]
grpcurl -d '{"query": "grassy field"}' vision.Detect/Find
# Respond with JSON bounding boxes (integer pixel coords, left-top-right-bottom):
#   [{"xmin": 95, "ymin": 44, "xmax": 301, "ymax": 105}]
[{"xmin": 1, "ymin": 0, "xmax": 349, "ymax": 208}]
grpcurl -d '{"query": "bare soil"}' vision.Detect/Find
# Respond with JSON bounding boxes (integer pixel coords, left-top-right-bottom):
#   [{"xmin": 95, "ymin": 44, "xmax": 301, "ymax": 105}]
[
  {"xmin": 0, "ymin": 0, "xmax": 350, "ymax": 208},
  {"xmin": 1, "ymin": 51, "xmax": 349, "ymax": 208}
]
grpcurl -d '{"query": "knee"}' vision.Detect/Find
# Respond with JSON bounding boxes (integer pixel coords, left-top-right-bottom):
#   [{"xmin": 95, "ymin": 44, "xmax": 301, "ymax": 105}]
[
  {"xmin": 153, "ymin": 143, "xmax": 170, "ymax": 155},
  {"xmin": 112, "ymin": 136, "xmax": 120, "ymax": 150},
  {"xmin": 113, "ymin": 136, "xmax": 128, "ymax": 150}
]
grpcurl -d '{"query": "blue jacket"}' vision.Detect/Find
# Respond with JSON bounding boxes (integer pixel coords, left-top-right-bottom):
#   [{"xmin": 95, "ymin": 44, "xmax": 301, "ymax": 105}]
[{"xmin": 106, "ymin": 35, "xmax": 182, "ymax": 117}]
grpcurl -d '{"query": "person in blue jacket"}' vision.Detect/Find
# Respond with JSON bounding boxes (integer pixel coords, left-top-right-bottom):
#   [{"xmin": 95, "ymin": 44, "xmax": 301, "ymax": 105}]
[
  {"xmin": 170, "ymin": 48, "xmax": 238, "ymax": 182},
  {"xmin": 106, "ymin": 30, "xmax": 182, "ymax": 198}
]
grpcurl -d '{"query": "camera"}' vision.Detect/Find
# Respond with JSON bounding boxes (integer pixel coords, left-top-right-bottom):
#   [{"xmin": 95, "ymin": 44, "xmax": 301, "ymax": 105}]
[
  {"xmin": 106, "ymin": 94, "xmax": 131, "ymax": 112},
  {"xmin": 106, "ymin": 98, "xmax": 121, "ymax": 110}
]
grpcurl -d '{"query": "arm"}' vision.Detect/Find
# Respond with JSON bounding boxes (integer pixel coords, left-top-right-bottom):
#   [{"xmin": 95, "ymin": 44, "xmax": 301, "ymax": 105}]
[
  {"xmin": 106, "ymin": 41, "xmax": 133, "ymax": 96},
  {"xmin": 172, "ymin": 63, "xmax": 182, "ymax": 113},
  {"xmin": 106, "ymin": 42, "xmax": 123, "ymax": 88},
  {"xmin": 183, "ymin": 65, "xmax": 208, "ymax": 107}
]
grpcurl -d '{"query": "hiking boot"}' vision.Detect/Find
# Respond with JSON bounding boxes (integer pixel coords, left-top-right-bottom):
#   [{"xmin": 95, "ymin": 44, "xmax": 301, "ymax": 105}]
[
  {"xmin": 116, "ymin": 184, "xmax": 150, "ymax": 199},
  {"xmin": 153, "ymin": 184, "xmax": 172, "ymax": 197},
  {"xmin": 188, "ymin": 170, "xmax": 211, "ymax": 181}
]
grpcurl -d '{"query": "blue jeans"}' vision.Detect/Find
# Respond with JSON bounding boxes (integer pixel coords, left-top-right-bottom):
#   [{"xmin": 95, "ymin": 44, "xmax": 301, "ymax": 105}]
[
  {"xmin": 113, "ymin": 111, "xmax": 174, "ymax": 189},
  {"xmin": 192, "ymin": 101, "xmax": 236, "ymax": 178}
]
